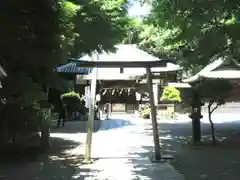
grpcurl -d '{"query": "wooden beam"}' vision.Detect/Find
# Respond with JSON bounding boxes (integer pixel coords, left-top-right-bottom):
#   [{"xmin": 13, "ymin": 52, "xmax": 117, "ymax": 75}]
[{"xmin": 71, "ymin": 59, "xmax": 174, "ymax": 68}]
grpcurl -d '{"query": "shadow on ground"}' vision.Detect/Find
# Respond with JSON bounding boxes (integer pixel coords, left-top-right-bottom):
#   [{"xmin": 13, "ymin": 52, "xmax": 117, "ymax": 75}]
[
  {"xmin": 51, "ymin": 120, "xmax": 102, "ymax": 134},
  {"xmin": 97, "ymin": 118, "xmax": 135, "ymax": 131},
  {"xmin": 51, "ymin": 118, "xmax": 134, "ymax": 134},
  {"xmin": 106, "ymin": 124, "xmax": 183, "ymax": 180},
  {"xmin": 0, "ymin": 135, "xmax": 99, "ymax": 180},
  {"xmin": 121, "ymin": 120, "xmax": 240, "ymax": 180},
  {"xmin": 126, "ymin": 146, "xmax": 181, "ymax": 180},
  {"xmin": 0, "ymin": 116, "xmax": 135, "ymax": 180},
  {"xmin": 145, "ymin": 120, "xmax": 240, "ymax": 180}
]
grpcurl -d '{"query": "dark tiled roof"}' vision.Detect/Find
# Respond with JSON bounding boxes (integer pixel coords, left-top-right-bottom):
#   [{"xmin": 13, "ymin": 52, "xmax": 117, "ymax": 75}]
[{"xmin": 56, "ymin": 62, "xmax": 92, "ymax": 75}]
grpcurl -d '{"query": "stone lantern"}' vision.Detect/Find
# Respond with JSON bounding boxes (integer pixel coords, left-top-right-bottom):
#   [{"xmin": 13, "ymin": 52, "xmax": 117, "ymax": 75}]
[{"xmin": 189, "ymin": 90, "xmax": 204, "ymax": 145}]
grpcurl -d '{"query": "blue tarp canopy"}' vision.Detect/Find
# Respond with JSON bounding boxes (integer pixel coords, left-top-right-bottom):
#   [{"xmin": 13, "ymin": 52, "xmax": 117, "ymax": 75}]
[{"xmin": 56, "ymin": 62, "xmax": 92, "ymax": 75}]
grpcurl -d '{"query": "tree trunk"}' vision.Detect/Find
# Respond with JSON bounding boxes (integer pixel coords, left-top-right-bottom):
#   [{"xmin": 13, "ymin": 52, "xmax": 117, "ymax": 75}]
[
  {"xmin": 12, "ymin": 133, "xmax": 16, "ymax": 143},
  {"xmin": 0, "ymin": 133, "xmax": 2, "ymax": 144},
  {"xmin": 40, "ymin": 109, "xmax": 51, "ymax": 149},
  {"xmin": 41, "ymin": 120, "xmax": 50, "ymax": 149},
  {"xmin": 208, "ymin": 105, "xmax": 216, "ymax": 146}
]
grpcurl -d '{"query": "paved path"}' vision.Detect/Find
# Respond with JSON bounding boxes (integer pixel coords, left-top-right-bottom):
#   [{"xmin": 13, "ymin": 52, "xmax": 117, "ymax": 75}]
[
  {"xmin": 70, "ymin": 114, "xmax": 184, "ymax": 180},
  {"xmin": 3, "ymin": 112, "xmax": 240, "ymax": 180},
  {"xmin": 0, "ymin": 115, "xmax": 184, "ymax": 180}
]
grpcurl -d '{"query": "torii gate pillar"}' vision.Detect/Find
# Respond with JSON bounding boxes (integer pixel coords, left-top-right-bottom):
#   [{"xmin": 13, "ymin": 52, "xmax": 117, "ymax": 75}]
[{"xmin": 146, "ymin": 66, "xmax": 161, "ymax": 160}]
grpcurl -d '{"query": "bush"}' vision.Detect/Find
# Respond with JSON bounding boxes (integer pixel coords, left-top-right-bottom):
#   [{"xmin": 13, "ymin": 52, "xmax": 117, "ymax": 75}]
[
  {"xmin": 142, "ymin": 113, "xmax": 150, "ymax": 119},
  {"xmin": 141, "ymin": 107, "xmax": 151, "ymax": 114},
  {"xmin": 61, "ymin": 91, "xmax": 85, "ymax": 112},
  {"xmin": 0, "ymin": 102, "xmax": 42, "ymax": 144},
  {"xmin": 160, "ymin": 86, "xmax": 182, "ymax": 102},
  {"xmin": 140, "ymin": 107, "xmax": 151, "ymax": 119}
]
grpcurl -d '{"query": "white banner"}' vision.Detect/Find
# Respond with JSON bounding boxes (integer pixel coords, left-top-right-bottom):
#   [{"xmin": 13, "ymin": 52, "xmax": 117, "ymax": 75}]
[{"xmin": 84, "ymin": 86, "xmax": 91, "ymax": 108}]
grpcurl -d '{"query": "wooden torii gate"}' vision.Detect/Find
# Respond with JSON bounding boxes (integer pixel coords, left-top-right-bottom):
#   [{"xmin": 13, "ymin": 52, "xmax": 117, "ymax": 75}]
[{"xmin": 71, "ymin": 57, "xmax": 174, "ymax": 162}]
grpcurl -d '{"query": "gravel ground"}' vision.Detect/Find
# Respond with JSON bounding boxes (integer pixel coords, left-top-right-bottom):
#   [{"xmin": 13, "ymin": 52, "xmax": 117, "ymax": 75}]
[
  {"xmin": 0, "ymin": 121, "xmax": 86, "ymax": 180},
  {"xmin": 0, "ymin": 117, "xmax": 127, "ymax": 180},
  {"xmin": 0, "ymin": 115, "xmax": 184, "ymax": 180},
  {"xmin": 1, "ymin": 113, "xmax": 240, "ymax": 180},
  {"xmin": 156, "ymin": 114, "xmax": 240, "ymax": 180}
]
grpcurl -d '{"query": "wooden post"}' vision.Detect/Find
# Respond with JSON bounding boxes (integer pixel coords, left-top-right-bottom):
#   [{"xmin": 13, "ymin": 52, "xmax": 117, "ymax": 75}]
[
  {"xmin": 146, "ymin": 66, "xmax": 161, "ymax": 160},
  {"xmin": 84, "ymin": 55, "xmax": 98, "ymax": 163}
]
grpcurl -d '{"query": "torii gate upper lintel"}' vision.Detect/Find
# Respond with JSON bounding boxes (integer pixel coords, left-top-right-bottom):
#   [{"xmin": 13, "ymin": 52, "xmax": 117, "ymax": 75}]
[{"xmin": 71, "ymin": 59, "xmax": 175, "ymax": 68}]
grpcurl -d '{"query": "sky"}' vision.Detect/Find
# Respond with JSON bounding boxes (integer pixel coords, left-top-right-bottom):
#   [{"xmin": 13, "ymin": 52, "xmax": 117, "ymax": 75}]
[{"xmin": 128, "ymin": 1, "xmax": 151, "ymax": 17}]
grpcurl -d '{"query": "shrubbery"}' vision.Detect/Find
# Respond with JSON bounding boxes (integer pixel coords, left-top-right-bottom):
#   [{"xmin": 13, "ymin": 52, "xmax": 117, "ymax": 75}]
[
  {"xmin": 61, "ymin": 91, "xmax": 85, "ymax": 113},
  {"xmin": 0, "ymin": 102, "xmax": 43, "ymax": 144},
  {"xmin": 141, "ymin": 107, "xmax": 151, "ymax": 119},
  {"xmin": 160, "ymin": 86, "xmax": 182, "ymax": 103}
]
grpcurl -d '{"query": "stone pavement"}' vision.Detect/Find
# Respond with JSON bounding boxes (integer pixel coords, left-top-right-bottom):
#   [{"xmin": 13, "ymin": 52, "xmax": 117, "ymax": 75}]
[{"xmin": 68, "ymin": 115, "xmax": 185, "ymax": 180}]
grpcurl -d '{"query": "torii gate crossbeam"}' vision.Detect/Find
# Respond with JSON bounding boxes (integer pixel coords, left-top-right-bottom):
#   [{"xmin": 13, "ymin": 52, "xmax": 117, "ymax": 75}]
[{"xmin": 71, "ymin": 59, "xmax": 174, "ymax": 68}]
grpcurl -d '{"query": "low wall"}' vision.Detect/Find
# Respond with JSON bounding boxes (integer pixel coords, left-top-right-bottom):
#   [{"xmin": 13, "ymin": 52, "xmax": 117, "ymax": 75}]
[{"xmin": 157, "ymin": 103, "xmax": 191, "ymax": 114}]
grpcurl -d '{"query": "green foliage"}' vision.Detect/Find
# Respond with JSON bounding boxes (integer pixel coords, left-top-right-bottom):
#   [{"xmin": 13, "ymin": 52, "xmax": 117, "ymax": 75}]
[
  {"xmin": 59, "ymin": 0, "xmax": 80, "ymax": 62},
  {"xmin": 161, "ymin": 86, "xmax": 182, "ymax": 102},
  {"xmin": 122, "ymin": 18, "xmax": 179, "ymax": 59},
  {"xmin": 147, "ymin": 0, "xmax": 240, "ymax": 71},
  {"xmin": 142, "ymin": 107, "xmax": 151, "ymax": 114},
  {"xmin": 140, "ymin": 107, "xmax": 151, "ymax": 119},
  {"xmin": 0, "ymin": 0, "xmax": 130, "ymax": 90},
  {"xmin": 0, "ymin": 0, "xmax": 130, "ymax": 136},
  {"xmin": 138, "ymin": 24, "xmax": 179, "ymax": 59},
  {"xmin": 194, "ymin": 79, "xmax": 233, "ymax": 99},
  {"xmin": 61, "ymin": 91, "xmax": 81, "ymax": 100},
  {"xmin": 69, "ymin": 0, "xmax": 131, "ymax": 56},
  {"xmin": 142, "ymin": 113, "xmax": 150, "ymax": 119},
  {"xmin": 61, "ymin": 91, "xmax": 84, "ymax": 112},
  {"xmin": 0, "ymin": 74, "xmax": 47, "ymax": 107},
  {"xmin": 0, "ymin": 103, "xmax": 42, "ymax": 137}
]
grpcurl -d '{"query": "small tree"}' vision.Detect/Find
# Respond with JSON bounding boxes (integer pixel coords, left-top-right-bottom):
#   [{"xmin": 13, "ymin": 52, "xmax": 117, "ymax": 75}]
[
  {"xmin": 160, "ymin": 86, "xmax": 182, "ymax": 102},
  {"xmin": 194, "ymin": 79, "xmax": 233, "ymax": 145},
  {"xmin": 61, "ymin": 91, "xmax": 85, "ymax": 119}
]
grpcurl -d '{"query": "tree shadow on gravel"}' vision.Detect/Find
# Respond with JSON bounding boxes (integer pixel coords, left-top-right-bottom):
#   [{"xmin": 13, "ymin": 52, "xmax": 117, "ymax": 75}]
[
  {"xmin": 0, "ymin": 135, "xmax": 101, "ymax": 180},
  {"xmin": 51, "ymin": 118, "xmax": 134, "ymax": 134},
  {"xmin": 121, "ymin": 124, "xmax": 184, "ymax": 180},
  {"xmin": 126, "ymin": 146, "xmax": 183, "ymax": 180},
  {"xmin": 96, "ymin": 118, "xmax": 135, "ymax": 132},
  {"xmin": 51, "ymin": 120, "xmax": 102, "ymax": 133},
  {"xmin": 154, "ymin": 121, "xmax": 240, "ymax": 180}
]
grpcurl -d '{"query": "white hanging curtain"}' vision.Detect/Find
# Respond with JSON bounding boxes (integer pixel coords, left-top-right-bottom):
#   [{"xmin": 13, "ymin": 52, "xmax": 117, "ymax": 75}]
[{"xmin": 84, "ymin": 86, "xmax": 91, "ymax": 108}]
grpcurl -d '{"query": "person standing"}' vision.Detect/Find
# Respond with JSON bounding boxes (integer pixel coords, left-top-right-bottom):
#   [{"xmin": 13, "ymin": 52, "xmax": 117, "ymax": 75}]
[{"xmin": 104, "ymin": 103, "xmax": 109, "ymax": 120}]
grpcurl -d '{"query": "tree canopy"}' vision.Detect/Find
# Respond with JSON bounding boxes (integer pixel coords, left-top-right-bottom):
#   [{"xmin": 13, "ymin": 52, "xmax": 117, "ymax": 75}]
[
  {"xmin": 122, "ymin": 0, "xmax": 240, "ymax": 77},
  {"xmin": 0, "ymin": 0, "xmax": 130, "ymax": 104},
  {"xmin": 0, "ymin": 0, "xmax": 131, "ymax": 140},
  {"xmin": 126, "ymin": 0, "xmax": 240, "ymax": 146},
  {"xmin": 145, "ymin": 0, "xmax": 240, "ymax": 71},
  {"xmin": 194, "ymin": 79, "xmax": 233, "ymax": 99}
]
